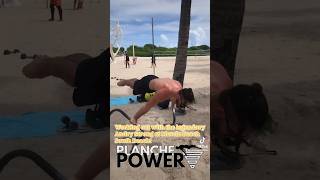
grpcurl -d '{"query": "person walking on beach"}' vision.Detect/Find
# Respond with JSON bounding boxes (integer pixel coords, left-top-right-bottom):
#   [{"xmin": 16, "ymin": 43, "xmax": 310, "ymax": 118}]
[
  {"xmin": 117, "ymin": 75, "xmax": 195, "ymax": 124},
  {"xmin": 21, "ymin": 49, "xmax": 109, "ymax": 180},
  {"xmin": 49, "ymin": 0, "xmax": 63, "ymax": 21},
  {"xmin": 73, "ymin": 0, "xmax": 84, "ymax": 10},
  {"xmin": 124, "ymin": 52, "xmax": 130, "ymax": 68},
  {"xmin": 151, "ymin": 54, "xmax": 156, "ymax": 68}
]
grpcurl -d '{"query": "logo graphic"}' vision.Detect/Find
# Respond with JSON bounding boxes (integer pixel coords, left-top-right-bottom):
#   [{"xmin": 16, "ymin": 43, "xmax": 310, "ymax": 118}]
[
  {"xmin": 184, "ymin": 148, "xmax": 203, "ymax": 168},
  {"xmin": 176, "ymin": 137, "xmax": 207, "ymax": 169}
]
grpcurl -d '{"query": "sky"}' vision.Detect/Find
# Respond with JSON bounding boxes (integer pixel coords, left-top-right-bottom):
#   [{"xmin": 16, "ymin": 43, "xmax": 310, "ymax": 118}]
[{"xmin": 110, "ymin": 0, "xmax": 210, "ymax": 49}]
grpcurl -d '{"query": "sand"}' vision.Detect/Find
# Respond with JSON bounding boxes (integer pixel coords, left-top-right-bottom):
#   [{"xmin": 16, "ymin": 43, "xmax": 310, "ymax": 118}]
[
  {"xmin": 0, "ymin": 1, "xmax": 107, "ymax": 179},
  {"xmin": 3, "ymin": 0, "xmax": 319, "ymax": 179},
  {"xmin": 0, "ymin": 0, "xmax": 107, "ymax": 115},
  {"xmin": 213, "ymin": 0, "xmax": 320, "ymax": 179},
  {"xmin": 110, "ymin": 56, "xmax": 210, "ymax": 180},
  {"xmin": 110, "ymin": 56, "xmax": 210, "ymax": 96}
]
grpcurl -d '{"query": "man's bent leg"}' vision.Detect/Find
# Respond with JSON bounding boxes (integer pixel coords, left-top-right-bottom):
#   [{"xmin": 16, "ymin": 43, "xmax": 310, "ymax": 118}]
[
  {"xmin": 65, "ymin": 53, "xmax": 92, "ymax": 64},
  {"xmin": 117, "ymin": 78, "xmax": 138, "ymax": 88},
  {"xmin": 22, "ymin": 54, "xmax": 89, "ymax": 87}
]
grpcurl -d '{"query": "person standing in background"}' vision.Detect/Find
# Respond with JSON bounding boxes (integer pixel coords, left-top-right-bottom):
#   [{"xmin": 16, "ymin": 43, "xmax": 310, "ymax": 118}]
[
  {"xmin": 49, "ymin": 0, "xmax": 63, "ymax": 21},
  {"xmin": 151, "ymin": 54, "xmax": 156, "ymax": 68},
  {"xmin": 73, "ymin": 0, "xmax": 84, "ymax": 10},
  {"xmin": 124, "ymin": 51, "xmax": 130, "ymax": 68}
]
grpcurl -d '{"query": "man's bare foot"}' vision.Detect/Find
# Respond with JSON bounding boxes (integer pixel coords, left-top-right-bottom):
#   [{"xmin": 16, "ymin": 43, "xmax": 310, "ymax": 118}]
[
  {"xmin": 117, "ymin": 78, "xmax": 136, "ymax": 88},
  {"xmin": 117, "ymin": 79, "xmax": 127, "ymax": 86},
  {"xmin": 22, "ymin": 56, "xmax": 52, "ymax": 79}
]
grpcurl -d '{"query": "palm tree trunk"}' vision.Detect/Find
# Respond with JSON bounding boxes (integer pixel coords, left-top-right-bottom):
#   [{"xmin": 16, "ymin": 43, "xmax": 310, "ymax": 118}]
[
  {"xmin": 173, "ymin": 0, "xmax": 192, "ymax": 86},
  {"xmin": 212, "ymin": 0, "xmax": 245, "ymax": 80}
]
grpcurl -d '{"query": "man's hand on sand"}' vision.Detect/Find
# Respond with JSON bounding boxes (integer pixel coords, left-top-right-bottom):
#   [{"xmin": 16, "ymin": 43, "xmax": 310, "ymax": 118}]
[{"xmin": 130, "ymin": 118, "xmax": 138, "ymax": 125}]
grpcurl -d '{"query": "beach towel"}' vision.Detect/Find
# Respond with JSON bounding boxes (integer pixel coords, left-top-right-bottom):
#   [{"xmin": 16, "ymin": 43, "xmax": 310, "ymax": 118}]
[{"xmin": 110, "ymin": 95, "xmax": 138, "ymax": 107}]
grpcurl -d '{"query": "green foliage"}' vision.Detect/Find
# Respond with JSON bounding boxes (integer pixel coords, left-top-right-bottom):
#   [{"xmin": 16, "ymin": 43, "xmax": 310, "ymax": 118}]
[
  {"xmin": 114, "ymin": 44, "xmax": 209, "ymax": 57},
  {"xmin": 112, "ymin": 47, "xmax": 125, "ymax": 54}
]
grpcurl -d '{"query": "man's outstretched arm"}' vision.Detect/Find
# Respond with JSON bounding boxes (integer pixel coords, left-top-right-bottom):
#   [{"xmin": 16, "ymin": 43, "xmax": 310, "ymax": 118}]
[{"xmin": 132, "ymin": 88, "xmax": 174, "ymax": 123}]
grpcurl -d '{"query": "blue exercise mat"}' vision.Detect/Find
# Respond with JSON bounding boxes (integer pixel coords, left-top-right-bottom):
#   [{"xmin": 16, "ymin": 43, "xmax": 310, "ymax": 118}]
[
  {"xmin": 110, "ymin": 95, "xmax": 138, "ymax": 107},
  {"xmin": 0, "ymin": 96, "xmax": 138, "ymax": 139},
  {"xmin": 0, "ymin": 111, "xmax": 85, "ymax": 139}
]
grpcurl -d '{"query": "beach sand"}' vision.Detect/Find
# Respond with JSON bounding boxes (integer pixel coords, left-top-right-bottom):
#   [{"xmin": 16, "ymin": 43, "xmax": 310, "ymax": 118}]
[
  {"xmin": 0, "ymin": 1, "xmax": 107, "ymax": 179},
  {"xmin": 214, "ymin": 0, "xmax": 320, "ymax": 179},
  {"xmin": 3, "ymin": 0, "xmax": 319, "ymax": 179},
  {"xmin": 110, "ymin": 56, "xmax": 210, "ymax": 179},
  {"xmin": 110, "ymin": 56, "xmax": 210, "ymax": 96}
]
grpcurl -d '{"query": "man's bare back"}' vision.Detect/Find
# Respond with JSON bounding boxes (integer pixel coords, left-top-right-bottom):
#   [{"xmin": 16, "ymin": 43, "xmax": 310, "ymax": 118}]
[{"xmin": 149, "ymin": 78, "xmax": 182, "ymax": 93}]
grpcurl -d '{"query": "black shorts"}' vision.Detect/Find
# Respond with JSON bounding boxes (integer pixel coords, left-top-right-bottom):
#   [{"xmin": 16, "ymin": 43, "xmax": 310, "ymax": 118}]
[
  {"xmin": 72, "ymin": 50, "xmax": 109, "ymax": 106},
  {"xmin": 133, "ymin": 75, "xmax": 158, "ymax": 95}
]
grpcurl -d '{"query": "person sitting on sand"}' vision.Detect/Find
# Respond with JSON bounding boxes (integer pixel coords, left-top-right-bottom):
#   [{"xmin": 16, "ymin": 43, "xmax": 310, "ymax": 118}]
[
  {"xmin": 117, "ymin": 75, "xmax": 195, "ymax": 124},
  {"xmin": 133, "ymin": 57, "xmax": 137, "ymax": 65},
  {"xmin": 211, "ymin": 60, "xmax": 274, "ymax": 170},
  {"xmin": 49, "ymin": 0, "xmax": 63, "ymax": 21}
]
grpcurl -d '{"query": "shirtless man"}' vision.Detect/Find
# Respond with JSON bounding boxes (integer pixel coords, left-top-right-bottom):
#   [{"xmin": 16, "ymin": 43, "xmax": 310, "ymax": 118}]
[
  {"xmin": 117, "ymin": 75, "xmax": 195, "ymax": 124},
  {"xmin": 22, "ymin": 50, "xmax": 108, "ymax": 179},
  {"xmin": 211, "ymin": 60, "xmax": 272, "ymax": 170}
]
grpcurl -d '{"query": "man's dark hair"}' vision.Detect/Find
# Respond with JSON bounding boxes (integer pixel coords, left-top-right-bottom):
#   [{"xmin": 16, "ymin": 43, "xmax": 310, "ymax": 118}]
[
  {"xmin": 179, "ymin": 88, "xmax": 195, "ymax": 105},
  {"xmin": 219, "ymin": 83, "xmax": 270, "ymax": 133}
]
